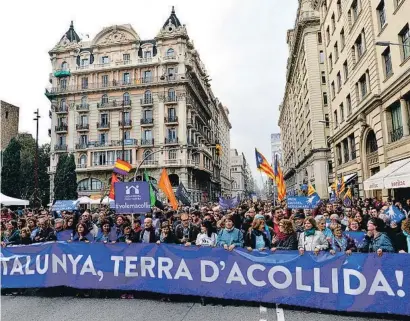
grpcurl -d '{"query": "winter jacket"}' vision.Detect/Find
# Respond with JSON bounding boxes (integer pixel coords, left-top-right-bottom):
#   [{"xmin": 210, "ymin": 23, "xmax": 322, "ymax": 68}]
[
  {"xmin": 174, "ymin": 223, "xmax": 199, "ymax": 243},
  {"xmin": 196, "ymin": 232, "xmax": 217, "ymax": 246},
  {"xmin": 217, "ymin": 228, "xmax": 244, "ymax": 247},
  {"xmin": 245, "ymin": 229, "xmax": 271, "ymax": 249},
  {"xmin": 394, "ymin": 232, "xmax": 409, "ymax": 253},
  {"xmin": 359, "ymin": 232, "xmax": 394, "ymax": 253},
  {"xmin": 4, "ymin": 229, "xmax": 20, "ymax": 245},
  {"xmin": 139, "ymin": 227, "xmax": 158, "ymax": 243},
  {"xmin": 272, "ymin": 233, "xmax": 298, "ymax": 250},
  {"xmin": 33, "ymin": 227, "xmax": 57, "ymax": 243},
  {"xmin": 298, "ymin": 230, "xmax": 328, "ymax": 251},
  {"xmin": 158, "ymin": 231, "xmax": 178, "ymax": 244},
  {"xmin": 118, "ymin": 232, "xmax": 139, "ymax": 243},
  {"xmin": 330, "ymin": 234, "xmax": 357, "ymax": 252},
  {"xmin": 20, "ymin": 236, "xmax": 32, "ymax": 245}
]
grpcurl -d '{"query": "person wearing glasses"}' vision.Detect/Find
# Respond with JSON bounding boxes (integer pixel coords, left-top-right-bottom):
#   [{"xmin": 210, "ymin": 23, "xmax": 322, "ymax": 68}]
[
  {"xmin": 298, "ymin": 218, "xmax": 328, "ymax": 255},
  {"xmin": 174, "ymin": 213, "xmax": 199, "ymax": 246},
  {"xmin": 359, "ymin": 217, "xmax": 394, "ymax": 256},
  {"xmin": 271, "ymin": 219, "xmax": 298, "ymax": 252}
]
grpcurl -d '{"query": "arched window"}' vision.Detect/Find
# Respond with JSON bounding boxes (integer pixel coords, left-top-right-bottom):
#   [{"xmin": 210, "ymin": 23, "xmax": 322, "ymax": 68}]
[
  {"xmin": 123, "ymin": 92, "xmax": 130, "ymax": 104},
  {"xmin": 366, "ymin": 130, "xmax": 378, "ymax": 154},
  {"xmin": 168, "ymin": 88, "xmax": 175, "ymax": 100},
  {"xmin": 144, "ymin": 90, "xmax": 152, "ymax": 101},
  {"xmin": 60, "ymin": 99, "xmax": 66, "ymax": 110},
  {"xmin": 79, "ymin": 154, "xmax": 87, "ymax": 168},
  {"xmin": 169, "ymin": 149, "xmax": 177, "ymax": 160},
  {"xmin": 144, "ymin": 149, "xmax": 153, "ymax": 161},
  {"xmin": 166, "ymin": 48, "xmax": 175, "ymax": 57},
  {"xmin": 102, "ymin": 94, "xmax": 108, "ymax": 104},
  {"xmin": 61, "ymin": 61, "xmax": 68, "ymax": 70},
  {"xmin": 90, "ymin": 178, "xmax": 102, "ymax": 190}
]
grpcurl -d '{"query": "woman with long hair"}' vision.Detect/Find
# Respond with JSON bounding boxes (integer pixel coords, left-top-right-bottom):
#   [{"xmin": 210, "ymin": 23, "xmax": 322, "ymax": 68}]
[
  {"xmin": 245, "ymin": 218, "xmax": 271, "ymax": 251},
  {"xmin": 196, "ymin": 220, "xmax": 217, "ymax": 247},
  {"xmin": 298, "ymin": 218, "xmax": 328, "ymax": 255},
  {"xmin": 72, "ymin": 223, "xmax": 90, "ymax": 242},
  {"xmin": 271, "ymin": 219, "xmax": 298, "ymax": 251}
]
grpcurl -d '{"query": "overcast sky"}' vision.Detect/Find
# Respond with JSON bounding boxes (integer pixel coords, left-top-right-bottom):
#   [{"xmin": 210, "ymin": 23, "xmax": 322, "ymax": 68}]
[{"xmin": 0, "ymin": 0, "xmax": 297, "ymax": 182}]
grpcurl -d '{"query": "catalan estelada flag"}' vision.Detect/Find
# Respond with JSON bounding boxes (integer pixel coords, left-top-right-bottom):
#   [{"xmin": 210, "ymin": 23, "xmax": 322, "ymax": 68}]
[
  {"xmin": 255, "ymin": 148, "xmax": 275, "ymax": 180},
  {"xmin": 113, "ymin": 159, "xmax": 132, "ymax": 176},
  {"xmin": 307, "ymin": 184, "xmax": 317, "ymax": 197},
  {"xmin": 109, "ymin": 173, "xmax": 119, "ymax": 200},
  {"xmin": 274, "ymin": 154, "xmax": 286, "ymax": 201},
  {"xmin": 343, "ymin": 187, "xmax": 352, "ymax": 207},
  {"xmin": 337, "ymin": 176, "xmax": 345, "ymax": 197},
  {"xmin": 158, "ymin": 168, "xmax": 178, "ymax": 210}
]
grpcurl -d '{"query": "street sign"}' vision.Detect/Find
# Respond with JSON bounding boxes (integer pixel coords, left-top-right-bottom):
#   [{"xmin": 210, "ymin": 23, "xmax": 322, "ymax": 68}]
[{"xmin": 114, "ymin": 182, "xmax": 150, "ymax": 213}]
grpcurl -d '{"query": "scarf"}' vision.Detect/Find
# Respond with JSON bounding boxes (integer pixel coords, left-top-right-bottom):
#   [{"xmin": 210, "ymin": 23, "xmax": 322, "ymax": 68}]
[
  {"xmin": 276, "ymin": 231, "xmax": 288, "ymax": 241},
  {"xmin": 304, "ymin": 228, "xmax": 316, "ymax": 237},
  {"xmin": 403, "ymin": 230, "xmax": 410, "ymax": 253},
  {"xmin": 225, "ymin": 226, "xmax": 235, "ymax": 232},
  {"xmin": 333, "ymin": 235, "xmax": 347, "ymax": 251}
]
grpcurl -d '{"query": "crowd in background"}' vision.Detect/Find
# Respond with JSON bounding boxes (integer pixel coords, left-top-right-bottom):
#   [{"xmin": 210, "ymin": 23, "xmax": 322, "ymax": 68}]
[{"xmin": 2, "ymin": 197, "xmax": 410, "ymax": 256}]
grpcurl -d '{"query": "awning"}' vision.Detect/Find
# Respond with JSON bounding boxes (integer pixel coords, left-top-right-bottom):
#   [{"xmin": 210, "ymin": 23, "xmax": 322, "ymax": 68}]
[
  {"xmin": 363, "ymin": 159, "xmax": 410, "ymax": 190},
  {"xmin": 0, "ymin": 193, "xmax": 29, "ymax": 206},
  {"xmin": 383, "ymin": 159, "xmax": 410, "ymax": 189},
  {"xmin": 328, "ymin": 173, "xmax": 358, "ymax": 193}
]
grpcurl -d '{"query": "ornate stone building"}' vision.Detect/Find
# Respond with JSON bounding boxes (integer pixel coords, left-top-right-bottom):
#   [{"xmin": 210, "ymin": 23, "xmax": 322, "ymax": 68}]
[
  {"xmin": 46, "ymin": 7, "xmax": 230, "ymax": 202},
  {"xmin": 218, "ymin": 102, "xmax": 232, "ymax": 197},
  {"xmin": 279, "ymin": 0, "xmax": 331, "ymax": 198},
  {"xmin": 312, "ymin": 0, "xmax": 410, "ymax": 199}
]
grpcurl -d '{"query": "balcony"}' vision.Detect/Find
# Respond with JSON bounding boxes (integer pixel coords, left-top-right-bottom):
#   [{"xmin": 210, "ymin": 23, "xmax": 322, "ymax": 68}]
[
  {"xmin": 74, "ymin": 58, "xmax": 157, "ymax": 73},
  {"xmin": 137, "ymin": 57, "xmax": 153, "ymax": 64},
  {"xmin": 55, "ymin": 124, "xmax": 68, "ymax": 133},
  {"xmin": 76, "ymin": 164, "xmax": 87, "ymax": 170},
  {"xmin": 96, "ymin": 122, "xmax": 110, "ymax": 130},
  {"xmin": 390, "ymin": 126, "xmax": 403, "ymax": 143},
  {"xmin": 140, "ymin": 118, "xmax": 154, "ymax": 126},
  {"xmin": 75, "ymin": 143, "xmax": 88, "ymax": 150},
  {"xmin": 76, "ymin": 103, "xmax": 89, "ymax": 112},
  {"xmin": 45, "ymin": 74, "xmax": 186, "ymax": 95},
  {"xmin": 187, "ymin": 159, "xmax": 199, "ymax": 167},
  {"xmin": 54, "ymin": 144, "xmax": 67, "ymax": 152},
  {"xmin": 164, "ymin": 95, "xmax": 178, "ymax": 104},
  {"xmin": 54, "ymin": 106, "xmax": 68, "ymax": 114},
  {"xmin": 164, "ymin": 116, "xmax": 178, "ymax": 125},
  {"xmin": 163, "ymin": 55, "xmax": 177, "ymax": 62},
  {"xmin": 164, "ymin": 137, "xmax": 179, "ymax": 145},
  {"xmin": 76, "ymin": 123, "xmax": 89, "ymax": 131},
  {"xmin": 164, "ymin": 159, "xmax": 183, "ymax": 166},
  {"xmin": 136, "ymin": 160, "xmax": 158, "ymax": 167},
  {"xmin": 118, "ymin": 120, "xmax": 132, "ymax": 128},
  {"xmin": 141, "ymin": 138, "xmax": 154, "ymax": 146},
  {"xmin": 54, "ymin": 69, "xmax": 71, "ymax": 77},
  {"xmin": 141, "ymin": 97, "xmax": 154, "ymax": 106},
  {"xmin": 97, "ymin": 100, "xmax": 122, "ymax": 110}
]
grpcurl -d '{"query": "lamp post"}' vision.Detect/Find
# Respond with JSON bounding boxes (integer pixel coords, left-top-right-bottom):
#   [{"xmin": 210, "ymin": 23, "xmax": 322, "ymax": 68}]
[{"xmin": 33, "ymin": 109, "xmax": 40, "ymax": 208}]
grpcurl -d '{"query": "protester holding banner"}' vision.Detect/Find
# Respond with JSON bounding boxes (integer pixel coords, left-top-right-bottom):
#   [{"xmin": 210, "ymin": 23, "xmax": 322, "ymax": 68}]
[
  {"xmin": 140, "ymin": 218, "xmax": 158, "ymax": 243},
  {"xmin": 329, "ymin": 225, "xmax": 357, "ymax": 255},
  {"xmin": 270, "ymin": 219, "xmax": 298, "ymax": 251},
  {"xmin": 1, "ymin": 220, "xmax": 20, "ymax": 246},
  {"xmin": 71, "ymin": 223, "xmax": 90, "ymax": 242},
  {"xmin": 195, "ymin": 221, "xmax": 217, "ymax": 247},
  {"xmin": 298, "ymin": 218, "xmax": 328, "ymax": 255},
  {"xmin": 359, "ymin": 217, "xmax": 394, "ymax": 255},
  {"xmin": 217, "ymin": 215, "xmax": 244, "ymax": 251},
  {"xmin": 157, "ymin": 221, "xmax": 177, "ymax": 244},
  {"xmin": 95, "ymin": 220, "xmax": 114, "ymax": 243},
  {"xmin": 174, "ymin": 213, "xmax": 199, "ymax": 246},
  {"xmin": 245, "ymin": 218, "xmax": 271, "ymax": 251},
  {"xmin": 118, "ymin": 224, "xmax": 139, "ymax": 244},
  {"xmin": 32, "ymin": 219, "xmax": 57, "ymax": 243}
]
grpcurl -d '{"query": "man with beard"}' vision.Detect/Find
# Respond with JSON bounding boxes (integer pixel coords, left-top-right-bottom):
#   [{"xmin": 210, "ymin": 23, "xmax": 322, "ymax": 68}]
[
  {"xmin": 272, "ymin": 207, "xmax": 285, "ymax": 236},
  {"xmin": 174, "ymin": 213, "xmax": 199, "ymax": 246}
]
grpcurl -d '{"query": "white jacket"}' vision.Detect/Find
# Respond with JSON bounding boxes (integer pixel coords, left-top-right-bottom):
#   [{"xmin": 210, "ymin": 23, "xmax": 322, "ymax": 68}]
[
  {"xmin": 196, "ymin": 232, "xmax": 217, "ymax": 246},
  {"xmin": 298, "ymin": 230, "xmax": 328, "ymax": 251}
]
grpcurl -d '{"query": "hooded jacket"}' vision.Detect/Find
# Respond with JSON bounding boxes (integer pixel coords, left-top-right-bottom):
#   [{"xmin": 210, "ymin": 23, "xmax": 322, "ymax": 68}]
[{"xmin": 359, "ymin": 232, "xmax": 394, "ymax": 253}]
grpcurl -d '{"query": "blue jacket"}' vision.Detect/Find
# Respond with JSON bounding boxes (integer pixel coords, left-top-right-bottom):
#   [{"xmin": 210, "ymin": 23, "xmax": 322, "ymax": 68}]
[
  {"xmin": 360, "ymin": 232, "xmax": 394, "ymax": 253},
  {"xmin": 217, "ymin": 228, "xmax": 244, "ymax": 247}
]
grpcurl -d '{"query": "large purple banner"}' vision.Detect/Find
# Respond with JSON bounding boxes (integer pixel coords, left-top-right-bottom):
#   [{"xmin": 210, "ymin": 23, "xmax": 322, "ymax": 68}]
[{"xmin": 1, "ymin": 242, "xmax": 409, "ymax": 315}]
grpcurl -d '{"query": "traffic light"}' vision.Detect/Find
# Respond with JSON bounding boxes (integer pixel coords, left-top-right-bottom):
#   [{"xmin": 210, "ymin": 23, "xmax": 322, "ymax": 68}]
[{"xmin": 215, "ymin": 144, "xmax": 222, "ymax": 156}]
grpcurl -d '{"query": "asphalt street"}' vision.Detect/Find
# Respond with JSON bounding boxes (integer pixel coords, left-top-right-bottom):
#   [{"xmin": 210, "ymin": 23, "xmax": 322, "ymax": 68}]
[{"xmin": 1, "ymin": 294, "xmax": 406, "ymax": 321}]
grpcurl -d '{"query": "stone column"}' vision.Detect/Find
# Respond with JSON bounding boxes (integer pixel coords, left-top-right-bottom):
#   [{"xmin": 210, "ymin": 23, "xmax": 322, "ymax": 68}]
[
  {"xmin": 347, "ymin": 136, "xmax": 352, "ymax": 161},
  {"xmin": 400, "ymin": 99, "xmax": 409, "ymax": 136}
]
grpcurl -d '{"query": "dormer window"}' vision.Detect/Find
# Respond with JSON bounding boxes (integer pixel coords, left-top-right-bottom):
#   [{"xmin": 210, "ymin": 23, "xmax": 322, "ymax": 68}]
[
  {"xmin": 144, "ymin": 51, "xmax": 152, "ymax": 58},
  {"xmin": 102, "ymin": 56, "xmax": 109, "ymax": 64},
  {"xmin": 166, "ymin": 48, "xmax": 175, "ymax": 57},
  {"xmin": 61, "ymin": 61, "xmax": 68, "ymax": 70}
]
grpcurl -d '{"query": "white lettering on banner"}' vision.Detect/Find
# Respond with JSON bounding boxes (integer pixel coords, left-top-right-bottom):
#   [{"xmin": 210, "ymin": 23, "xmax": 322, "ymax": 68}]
[
  {"xmin": 36, "ymin": 254, "xmax": 48, "ymax": 274},
  {"xmin": 67, "ymin": 254, "xmax": 82, "ymax": 275},
  {"xmin": 1, "ymin": 254, "xmax": 407, "ymax": 299},
  {"xmin": 200, "ymin": 260, "xmax": 219, "ymax": 282},
  {"xmin": 25, "ymin": 256, "xmax": 35, "ymax": 275},
  {"xmin": 52, "ymin": 254, "xmax": 67, "ymax": 274},
  {"xmin": 268, "ymin": 266, "xmax": 292, "ymax": 289},
  {"xmin": 111, "ymin": 256, "xmax": 123, "ymax": 276},
  {"xmin": 125, "ymin": 257, "xmax": 138, "ymax": 277},
  {"xmin": 158, "ymin": 257, "xmax": 173, "ymax": 279},
  {"xmin": 226, "ymin": 262, "xmax": 247, "ymax": 285},
  {"xmin": 174, "ymin": 259, "xmax": 193, "ymax": 280},
  {"xmin": 247, "ymin": 264, "xmax": 266, "ymax": 287},
  {"xmin": 296, "ymin": 266, "xmax": 311, "ymax": 291},
  {"xmin": 344, "ymin": 269, "xmax": 367, "ymax": 295},
  {"xmin": 141, "ymin": 257, "xmax": 155, "ymax": 277}
]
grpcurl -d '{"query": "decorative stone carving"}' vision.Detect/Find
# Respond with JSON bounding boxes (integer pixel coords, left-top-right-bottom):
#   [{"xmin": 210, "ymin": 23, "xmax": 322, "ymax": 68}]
[
  {"xmin": 52, "ymin": 36, "xmax": 81, "ymax": 52},
  {"xmin": 99, "ymin": 30, "xmax": 134, "ymax": 45}
]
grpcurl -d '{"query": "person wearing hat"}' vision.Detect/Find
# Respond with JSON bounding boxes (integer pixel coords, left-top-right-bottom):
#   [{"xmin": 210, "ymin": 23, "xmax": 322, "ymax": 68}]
[
  {"xmin": 359, "ymin": 217, "xmax": 394, "ymax": 256},
  {"xmin": 293, "ymin": 212, "xmax": 305, "ymax": 239}
]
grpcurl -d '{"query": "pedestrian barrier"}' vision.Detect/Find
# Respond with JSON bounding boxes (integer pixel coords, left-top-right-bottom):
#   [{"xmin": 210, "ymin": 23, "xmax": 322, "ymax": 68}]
[{"xmin": 1, "ymin": 242, "xmax": 409, "ymax": 316}]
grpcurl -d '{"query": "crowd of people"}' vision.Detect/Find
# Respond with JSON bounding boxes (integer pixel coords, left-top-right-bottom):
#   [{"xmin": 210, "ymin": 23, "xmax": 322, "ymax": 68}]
[{"xmin": 1, "ymin": 197, "xmax": 409, "ymax": 256}]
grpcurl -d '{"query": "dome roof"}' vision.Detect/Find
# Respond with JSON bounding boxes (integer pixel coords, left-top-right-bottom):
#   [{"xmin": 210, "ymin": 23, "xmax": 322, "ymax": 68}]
[{"xmin": 62, "ymin": 21, "xmax": 81, "ymax": 43}]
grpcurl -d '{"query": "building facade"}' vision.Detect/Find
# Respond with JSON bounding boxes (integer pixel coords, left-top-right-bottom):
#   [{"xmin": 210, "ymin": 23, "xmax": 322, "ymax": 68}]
[
  {"xmin": 271, "ymin": 133, "xmax": 283, "ymax": 164},
  {"xmin": 218, "ymin": 102, "xmax": 232, "ymax": 197},
  {"xmin": 230, "ymin": 149, "xmax": 247, "ymax": 198},
  {"xmin": 46, "ymin": 8, "xmax": 230, "ymax": 203},
  {"xmin": 313, "ymin": 0, "xmax": 410, "ymax": 199},
  {"xmin": 279, "ymin": 0, "xmax": 331, "ymax": 198},
  {"xmin": 1, "ymin": 100, "xmax": 19, "ymax": 151}
]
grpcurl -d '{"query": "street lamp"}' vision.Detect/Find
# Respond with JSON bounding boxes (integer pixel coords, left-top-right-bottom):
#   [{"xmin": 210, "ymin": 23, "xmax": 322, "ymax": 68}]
[{"xmin": 375, "ymin": 41, "xmax": 410, "ymax": 47}]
